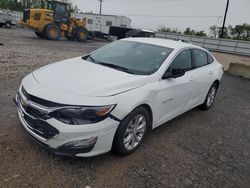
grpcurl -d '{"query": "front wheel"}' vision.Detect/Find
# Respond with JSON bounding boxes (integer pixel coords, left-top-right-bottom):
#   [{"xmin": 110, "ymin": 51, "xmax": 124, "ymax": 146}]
[
  {"xmin": 200, "ymin": 83, "xmax": 218, "ymax": 110},
  {"xmin": 112, "ymin": 107, "xmax": 150, "ymax": 156},
  {"xmin": 76, "ymin": 27, "xmax": 88, "ymax": 42},
  {"xmin": 45, "ymin": 24, "xmax": 61, "ymax": 41},
  {"xmin": 5, "ymin": 22, "xmax": 11, "ymax": 29}
]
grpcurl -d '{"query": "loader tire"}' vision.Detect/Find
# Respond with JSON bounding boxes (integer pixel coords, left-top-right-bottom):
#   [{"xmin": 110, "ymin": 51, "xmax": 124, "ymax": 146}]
[
  {"xmin": 45, "ymin": 24, "xmax": 61, "ymax": 41},
  {"xmin": 76, "ymin": 27, "xmax": 88, "ymax": 42}
]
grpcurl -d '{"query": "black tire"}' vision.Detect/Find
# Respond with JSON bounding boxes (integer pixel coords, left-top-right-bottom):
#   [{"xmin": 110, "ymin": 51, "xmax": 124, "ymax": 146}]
[
  {"xmin": 35, "ymin": 32, "xmax": 45, "ymax": 38},
  {"xmin": 5, "ymin": 21, "xmax": 11, "ymax": 29},
  {"xmin": 65, "ymin": 26, "xmax": 79, "ymax": 41},
  {"xmin": 200, "ymin": 82, "xmax": 218, "ymax": 110},
  {"xmin": 76, "ymin": 27, "xmax": 88, "ymax": 42},
  {"xmin": 45, "ymin": 24, "xmax": 61, "ymax": 41},
  {"xmin": 112, "ymin": 107, "xmax": 150, "ymax": 156}
]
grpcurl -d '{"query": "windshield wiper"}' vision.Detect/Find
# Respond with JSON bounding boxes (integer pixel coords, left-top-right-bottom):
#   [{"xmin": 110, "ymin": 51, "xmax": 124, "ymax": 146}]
[{"xmin": 98, "ymin": 62, "xmax": 134, "ymax": 74}]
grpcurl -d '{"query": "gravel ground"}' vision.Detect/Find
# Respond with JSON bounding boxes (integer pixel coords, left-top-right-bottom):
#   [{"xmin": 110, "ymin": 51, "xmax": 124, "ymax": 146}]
[{"xmin": 0, "ymin": 28, "xmax": 250, "ymax": 188}]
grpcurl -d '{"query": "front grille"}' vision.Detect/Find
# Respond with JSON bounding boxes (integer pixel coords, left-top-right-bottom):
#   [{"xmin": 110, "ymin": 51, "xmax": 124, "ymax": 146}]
[
  {"xmin": 25, "ymin": 106, "xmax": 48, "ymax": 119},
  {"xmin": 23, "ymin": 113, "xmax": 59, "ymax": 139},
  {"xmin": 23, "ymin": 9, "xmax": 30, "ymax": 22},
  {"xmin": 17, "ymin": 87, "xmax": 60, "ymax": 140}
]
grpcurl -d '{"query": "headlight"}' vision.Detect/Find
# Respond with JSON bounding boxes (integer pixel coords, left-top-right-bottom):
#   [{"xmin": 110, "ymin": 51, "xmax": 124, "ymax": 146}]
[{"xmin": 49, "ymin": 105, "xmax": 116, "ymax": 125}]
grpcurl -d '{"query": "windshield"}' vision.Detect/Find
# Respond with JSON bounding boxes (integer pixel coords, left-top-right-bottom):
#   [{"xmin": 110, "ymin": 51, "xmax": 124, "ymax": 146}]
[{"xmin": 87, "ymin": 40, "xmax": 173, "ymax": 75}]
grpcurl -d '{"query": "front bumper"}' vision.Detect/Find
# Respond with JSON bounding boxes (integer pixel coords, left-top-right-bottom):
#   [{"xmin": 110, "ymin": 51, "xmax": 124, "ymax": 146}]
[{"xmin": 15, "ymin": 95, "xmax": 120, "ymax": 157}]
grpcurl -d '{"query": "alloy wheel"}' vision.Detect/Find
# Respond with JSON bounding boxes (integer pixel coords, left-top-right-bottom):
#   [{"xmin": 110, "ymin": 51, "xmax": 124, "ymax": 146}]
[
  {"xmin": 123, "ymin": 114, "xmax": 147, "ymax": 150},
  {"xmin": 206, "ymin": 86, "xmax": 217, "ymax": 107}
]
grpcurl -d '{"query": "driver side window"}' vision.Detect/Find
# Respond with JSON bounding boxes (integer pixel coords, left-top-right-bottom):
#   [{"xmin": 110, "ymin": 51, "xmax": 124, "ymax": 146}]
[{"xmin": 168, "ymin": 49, "xmax": 192, "ymax": 72}]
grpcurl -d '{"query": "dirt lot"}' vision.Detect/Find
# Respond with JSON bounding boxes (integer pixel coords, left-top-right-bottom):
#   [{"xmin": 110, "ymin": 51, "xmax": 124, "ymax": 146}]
[{"xmin": 0, "ymin": 28, "xmax": 250, "ymax": 188}]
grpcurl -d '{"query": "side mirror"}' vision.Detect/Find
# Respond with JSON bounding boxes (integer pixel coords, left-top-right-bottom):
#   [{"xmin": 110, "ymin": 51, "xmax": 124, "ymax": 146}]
[{"xmin": 162, "ymin": 69, "xmax": 185, "ymax": 79}]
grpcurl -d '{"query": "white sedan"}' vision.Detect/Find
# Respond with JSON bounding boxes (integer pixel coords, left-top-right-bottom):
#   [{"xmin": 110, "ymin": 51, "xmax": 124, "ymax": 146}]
[{"xmin": 15, "ymin": 38, "xmax": 223, "ymax": 157}]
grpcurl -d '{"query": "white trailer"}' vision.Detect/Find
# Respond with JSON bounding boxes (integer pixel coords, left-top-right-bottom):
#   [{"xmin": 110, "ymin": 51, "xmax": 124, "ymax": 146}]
[
  {"xmin": 0, "ymin": 10, "xmax": 18, "ymax": 28},
  {"xmin": 72, "ymin": 13, "xmax": 131, "ymax": 35}
]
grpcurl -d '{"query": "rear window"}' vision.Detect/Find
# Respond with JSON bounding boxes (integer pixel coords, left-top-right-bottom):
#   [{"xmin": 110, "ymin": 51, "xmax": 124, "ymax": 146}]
[{"xmin": 193, "ymin": 49, "xmax": 208, "ymax": 68}]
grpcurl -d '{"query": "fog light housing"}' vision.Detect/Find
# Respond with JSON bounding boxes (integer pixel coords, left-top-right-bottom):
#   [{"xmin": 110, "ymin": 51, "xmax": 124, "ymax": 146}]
[{"xmin": 59, "ymin": 137, "xmax": 98, "ymax": 149}]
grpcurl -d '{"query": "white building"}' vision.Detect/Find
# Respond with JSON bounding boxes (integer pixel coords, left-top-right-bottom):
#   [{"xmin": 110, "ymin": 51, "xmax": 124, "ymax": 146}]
[{"xmin": 71, "ymin": 13, "xmax": 131, "ymax": 35}]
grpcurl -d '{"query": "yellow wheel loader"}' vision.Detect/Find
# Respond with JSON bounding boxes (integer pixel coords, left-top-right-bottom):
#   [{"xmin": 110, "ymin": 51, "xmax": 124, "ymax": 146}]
[{"xmin": 20, "ymin": 0, "xmax": 88, "ymax": 42}]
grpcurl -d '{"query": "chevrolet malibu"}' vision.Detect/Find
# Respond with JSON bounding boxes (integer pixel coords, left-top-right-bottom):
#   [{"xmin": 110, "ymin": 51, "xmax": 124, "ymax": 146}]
[{"xmin": 15, "ymin": 38, "xmax": 223, "ymax": 157}]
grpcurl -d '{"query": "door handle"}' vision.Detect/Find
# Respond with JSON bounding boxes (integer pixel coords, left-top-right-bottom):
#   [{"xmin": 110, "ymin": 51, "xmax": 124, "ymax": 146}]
[{"xmin": 189, "ymin": 76, "xmax": 195, "ymax": 81}]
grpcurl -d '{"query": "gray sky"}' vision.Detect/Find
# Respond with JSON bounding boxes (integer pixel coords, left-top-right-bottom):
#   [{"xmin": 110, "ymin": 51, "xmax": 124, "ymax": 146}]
[{"xmin": 73, "ymin": 0, "xmax": 250, "ymax": 33}]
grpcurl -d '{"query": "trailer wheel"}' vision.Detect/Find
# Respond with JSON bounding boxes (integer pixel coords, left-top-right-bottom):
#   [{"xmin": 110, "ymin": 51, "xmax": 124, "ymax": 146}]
[
  {"xmin": 5, "ymin": 22, "xmax": 11, "ymax": 29},
  {"xmin": 45, "ymin": 24, "xmax": 61, "ymax": 40},
  {"xmin": 76, "ymin": 27, "xmax": 88, "ymax": 42}
]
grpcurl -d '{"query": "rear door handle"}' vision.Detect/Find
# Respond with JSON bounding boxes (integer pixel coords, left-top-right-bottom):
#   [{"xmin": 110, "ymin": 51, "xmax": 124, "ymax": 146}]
[{"xmin": 189, "ymin": 76, "xmax": 195, "ymax": 81}]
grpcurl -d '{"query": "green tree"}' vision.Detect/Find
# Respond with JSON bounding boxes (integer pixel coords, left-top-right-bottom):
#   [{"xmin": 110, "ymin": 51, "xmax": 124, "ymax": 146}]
[
  {"xmin": 230, "ymin": 23, "xmax": 250, "ymax": 40},
  {"xmin": 0, "ymin": 0, "xmax": 24, "ymax": 11},
  {"xmin": 195, "ymin": 30, "xmax": 207, "ymax": 37},
  {"xmin": 183, "ymin": 27, "xmax": 195, "ymax": 35},
  {"xmin": 158, "ymin": 25, "xmax": 181, "ymax": 34},
  {"xmin": 218, "ymin": 26, "xmax": 230, "ymax": 39},
  {"xmin": 209, "ymin": 25, "xmax": 218, "ymax": 38}
]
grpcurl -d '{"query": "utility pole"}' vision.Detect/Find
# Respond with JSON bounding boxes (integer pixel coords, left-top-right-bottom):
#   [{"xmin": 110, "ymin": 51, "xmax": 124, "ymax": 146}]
[
  {"xmin": 220, "ymin": 0, "xmax": 229, "ymax": 38},
  {"xmin": 99, "ymin": 0, "xmax": 104, "ymax": 15}
]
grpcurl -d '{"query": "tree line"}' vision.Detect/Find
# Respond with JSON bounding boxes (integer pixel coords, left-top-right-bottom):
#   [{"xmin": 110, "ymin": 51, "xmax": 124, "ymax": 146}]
[{"xmin": 159, "ymin": 24, "xmax": 250, "ymax": 41}]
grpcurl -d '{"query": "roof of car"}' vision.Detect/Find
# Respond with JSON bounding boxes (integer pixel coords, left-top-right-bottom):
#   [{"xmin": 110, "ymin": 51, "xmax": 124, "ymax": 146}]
[{"xmin": 122, "ymin": 37, "xmax": 197, "ymax": 50}]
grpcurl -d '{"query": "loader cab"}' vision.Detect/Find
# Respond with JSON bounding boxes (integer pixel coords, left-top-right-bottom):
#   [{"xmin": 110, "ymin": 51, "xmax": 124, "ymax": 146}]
[{"xmin": 46, "ymin": 1, "xmax": 70, "ymax": 23}]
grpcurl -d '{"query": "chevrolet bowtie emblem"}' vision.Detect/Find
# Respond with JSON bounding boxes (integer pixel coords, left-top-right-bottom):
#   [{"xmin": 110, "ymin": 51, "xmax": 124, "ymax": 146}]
[{"xmin": 21, "ymin": 97, "xmax": 30, "ymax": 107}]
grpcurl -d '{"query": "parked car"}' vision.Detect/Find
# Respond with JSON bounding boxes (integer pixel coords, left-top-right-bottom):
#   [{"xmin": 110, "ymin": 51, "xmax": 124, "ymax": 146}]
[
  {"xmin": 15, "ymin": 38, "xmax": 223, "ymax": 157},
  {"xmin": 0, "ymin": 12, "xmax": 16, "ymax": 28},
  {"xmin": 126, "ymin": 29, "xmax": 155, "ymax": 38}
]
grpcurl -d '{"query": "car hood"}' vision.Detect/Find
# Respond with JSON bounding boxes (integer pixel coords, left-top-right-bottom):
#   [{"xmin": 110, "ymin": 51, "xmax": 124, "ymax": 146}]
[{"xmin": 32, "ymin": 57, "xmax": 148, "ymax": 97}]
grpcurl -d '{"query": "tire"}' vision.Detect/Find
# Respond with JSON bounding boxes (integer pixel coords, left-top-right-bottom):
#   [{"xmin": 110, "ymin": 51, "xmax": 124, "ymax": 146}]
[
  {"xmin": 35, "ymin": 32, "xmax": 45, "ymax": 38},
  {"xmin": 65, "ymin": 26, "xmax": 79, "ymax": 41},
  {"xmin": 5, "ymin": 22, "xmax": 11, "ymax": 29},
  {"xmin": 76, "ymin": 27, "xmax": 88, "ymax": 42},
  {"xmin": 45, "ymin": 24, "xmax": 61, "ymax": 41},
  {"xmin": 200, "ymin": 83, "xmax": 218, "ymax": 110},
  {"xmin": 112, "ymin": 107, "xmax": 150, "ymax": 156}
]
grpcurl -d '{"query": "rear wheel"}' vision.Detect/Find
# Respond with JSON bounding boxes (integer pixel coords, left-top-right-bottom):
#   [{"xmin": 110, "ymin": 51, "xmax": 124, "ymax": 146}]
[
  {"xmin": 200, "ymin": 83, "xmax": 218, "ymax": 110},
  {"xmin": 35, "ymin": 32, "xmax": 45, "ymax": 38},
  {"xmin": 45, "ymin": 24, "xmax": 61, "ymax": 41},
  {"xmin": 112, "ymin": 107, "xmax": 150, "ymax": 156},
  {"xmin": 76, "ymin": 27, "xmax": 88, "ymax": 42},
  {"xmin": 5, "ymin": 22, "xmax": 11, "ymax": 29}
]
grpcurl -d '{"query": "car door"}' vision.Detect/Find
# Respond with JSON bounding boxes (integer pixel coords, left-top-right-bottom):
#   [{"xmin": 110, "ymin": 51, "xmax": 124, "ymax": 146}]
[
  {"xmin": 154, "ymin": 49, "xmax": 196, "ymax": 126},
  {"xmin": 190, "ymin": 49, "xmax": 216, "ymax": 105}
]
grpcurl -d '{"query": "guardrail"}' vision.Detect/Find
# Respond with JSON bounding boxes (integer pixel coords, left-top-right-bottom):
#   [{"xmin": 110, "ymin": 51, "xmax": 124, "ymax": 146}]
[{"xmin": 156, "ymin": 32, "xmax": 250, "ymax": 56}]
